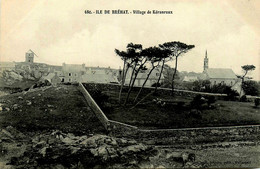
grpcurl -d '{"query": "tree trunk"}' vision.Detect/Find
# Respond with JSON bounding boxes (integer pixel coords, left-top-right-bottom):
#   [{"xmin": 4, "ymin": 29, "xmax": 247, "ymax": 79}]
[
  {"xmin": 128, "ymin": 63, "xmax": 137, "ymax": 89},
  {"xmin": 171, "ymin": 57, "xmax": 178, "ymax": 96},
  {"xmin": 124, "ymin": 67, "xmax": 141, "ymax": 105},
  {"xmin": 155, "ymin": 58, "xmax": 165, "ymax": 93},
  {"xmin": 118, "ymin": 60, "xmax": 126, "ymax": 104},
  {"xmin": 134, "ymin": 67, "xmax": 155, "ymax": 103},
  {"xmin": 240, "ymin": 71, "xmax": 247, "ymax": 97}
]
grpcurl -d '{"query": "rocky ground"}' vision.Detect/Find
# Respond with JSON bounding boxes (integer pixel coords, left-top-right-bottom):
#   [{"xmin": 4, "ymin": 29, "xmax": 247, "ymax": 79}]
[
  {"xmin": 0, "ymin": 84, "xmax": 259, "ymax": 168},
  {"xmin": 0, "ymin": 126, "xmax": 259, "ymax": 168}
]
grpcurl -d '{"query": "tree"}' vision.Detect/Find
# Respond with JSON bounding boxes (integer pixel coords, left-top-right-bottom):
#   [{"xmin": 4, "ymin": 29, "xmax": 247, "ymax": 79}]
[
  {"xmin": 115, "ymin": 43, "xmax": 142, "ymax": 104},
  {"xmin": 154, "ymin": 48, "xmax": 172, "ymax": 92},
  {"xmin": 123, "ymin": 43, "xmax": 146, "ymax": 105},
  {"xmin": 242, "ymin": 80, "xmax": 259, "ymax": 96},
  {"xmin": 240, "ymin": 65, "xmax": 256, "ymax": 96},
  {"xmin": 161, "ymin": 64, "xmax": 178, "ymax": 88},
  {"xmin": 159, "ymin": 41, "xmax": 195, "ymax": 95},
  {"xmin": 133, "ymin": 46, "xmax": 164, "ymax": 103}
]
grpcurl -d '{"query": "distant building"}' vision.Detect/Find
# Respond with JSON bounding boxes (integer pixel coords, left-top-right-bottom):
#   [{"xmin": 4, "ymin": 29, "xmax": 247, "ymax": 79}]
[
  {"xmin": 61, "ymin": 63, "xmax": 85, "ymax": 82},
  {"xmin": 25, "ymin": 50, "xmax": 34, "ymax": 63},
  {"xmin": 202, "ymin": 50, "xmax": 242, "ymax": 94},
  {"xmin": 42, "ymin": 73, "xmax": 61, "ymax": 85},
  {"xmin": 202, "ymin": 50, "xmax": 238, "ymax": 86},
  {"xmin": 204, "ymin": 68, "xmax": 238, "ymax": 86},
  {"xmin": 125, "ymin": 68, "xmax": 164, "ymax": 87},
  {"xmin": 183, "ymin": 75, "xmax": 198, "ymax": 82},
  {"xmin": 82, "ymin": 68, "xmax": 119, "ymax": 83}
]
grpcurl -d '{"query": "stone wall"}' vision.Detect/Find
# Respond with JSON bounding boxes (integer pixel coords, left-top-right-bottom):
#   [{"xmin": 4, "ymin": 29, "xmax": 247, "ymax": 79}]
[
  {"xmin": 78, "ymin": 83, "xmax": 110, "ymax": 130},
  {"xmin": 79, "ymin": 83, "xmax": 260, "ymax": 145},
  {"xmin": 134, "ymin": 125, "xmax": 260, "ymax": 145},
  {"xmin": 83, "ymin": 83, "xmax": 228, "ymax": 100}
]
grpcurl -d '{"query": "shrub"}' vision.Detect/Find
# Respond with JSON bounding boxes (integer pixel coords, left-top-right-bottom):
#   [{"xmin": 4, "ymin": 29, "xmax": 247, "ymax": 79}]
[
  {"xmin": 255, "ymin": 98, "xmax": 260, "ymax": 107},
  {"xmin": 224, "ymin": 86, "xmax": 239, "ymax": 101},
  {"xmin": 151, "ymin": 82, "xmax": 161, "ymax": 87},
  {"xmin": 206, "ymin": 96, "xmax": 216, "ymax": 107},
  {"xmin": 240, "ymin": 95, "xmax": 247, "ymax": 102},
  {"xmin": 90, "ymin": 89, "xmax": 109, "ymax": 109},
  {"xmin": 190, "ymin": 94, "xmax": 206, "ymax": 109},
  {"xmin": 242, "ymin": 80, "xmax": 259, "ymax": 96}
]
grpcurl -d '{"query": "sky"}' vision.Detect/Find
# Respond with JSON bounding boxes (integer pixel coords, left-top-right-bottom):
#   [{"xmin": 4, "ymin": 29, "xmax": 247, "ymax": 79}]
[{"xmin": 0, "ymin": 0, "xmax": 259, "ymax": 80}]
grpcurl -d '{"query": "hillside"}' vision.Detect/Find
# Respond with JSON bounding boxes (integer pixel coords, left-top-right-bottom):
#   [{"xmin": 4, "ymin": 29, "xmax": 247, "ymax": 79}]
[{"xmin": 0, "ymin": 84, "xmax": 105, "ymax": 135}]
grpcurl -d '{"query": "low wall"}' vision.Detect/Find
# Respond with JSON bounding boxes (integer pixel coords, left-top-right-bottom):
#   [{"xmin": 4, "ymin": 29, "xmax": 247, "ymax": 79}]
[
  {"xmin": 78, "ymin": 83, "xmax": 109, "ymax": 130},
  {"xmin": 134, "ymin": 125, "xmax": 260, "ymax": 145},
  {"xmin": 83, "ymin": 83, "xmax": 228, "ymax": 100},
  {"xmin": 79, "ymin": 83, "xmax": 260, "ymax": 145}
]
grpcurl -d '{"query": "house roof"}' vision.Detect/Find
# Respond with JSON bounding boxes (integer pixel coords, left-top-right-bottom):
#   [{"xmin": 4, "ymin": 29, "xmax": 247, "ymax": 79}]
[
  {"xmin": 205, "ymin": 68, "xmax": 237, "ymax": 79},
  {"xmin": 62, "ymin": 64, "xmax": 85, "ymax": 72},
  {"xmin": 183, "ymin": 76, "xmax": 198, "ymax": 82},
  {"xmin": 126, "ymin": 68, "xmax": 163, "ymax": 80},
  {"xmin": 42, "ymin": 73, "xmax": 55, "ymax": 80}
]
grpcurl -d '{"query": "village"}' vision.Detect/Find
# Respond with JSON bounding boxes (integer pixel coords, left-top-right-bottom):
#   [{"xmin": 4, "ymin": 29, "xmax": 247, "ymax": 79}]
[{"xmin": 0, "ymin": 49, "xmax": 247, "ymax": 96}]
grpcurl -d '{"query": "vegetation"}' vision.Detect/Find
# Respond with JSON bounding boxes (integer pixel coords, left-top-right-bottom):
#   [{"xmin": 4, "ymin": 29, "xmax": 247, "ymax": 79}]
[
  {"xmin": 255, "ymin": 98, "xmax": 260, "ymax": 108},
  {"xmin": 115, "ymin": 41, "xmax": 195, "ymax": 106},
  {"xmin": 240, "ymin": 65, "xmax": 256, "ymax": 96},
  {"xmin": 242, "ymin": 80, "xmax": 260, "ymax": 96},
  {"xmin": 88, "ymin": 87, "xmax": 260, "ymax": 129},
  {"xmin": 159, "ymin": 42, "xmax": 195, "ymax": 95}
]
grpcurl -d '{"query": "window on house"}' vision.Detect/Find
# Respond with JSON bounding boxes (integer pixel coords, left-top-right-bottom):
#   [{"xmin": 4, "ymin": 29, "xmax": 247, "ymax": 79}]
[
  {"xmin": 75, "ymin": 73, "xmax": 77, "ymax": 76},
  {"xmin": 231, "ymin": 81, "xmax": 233, "ymax": 85},
  {"xmin": 156, "ymin": 73, "xmax": 159, "ymax": 76},
  {"xmin": 69, "ymin": 78, "xmax": 71, "ymax": 82},
  {"xmin": 69, "ymin": 73, "xmax": 71, "ymax": 76}
]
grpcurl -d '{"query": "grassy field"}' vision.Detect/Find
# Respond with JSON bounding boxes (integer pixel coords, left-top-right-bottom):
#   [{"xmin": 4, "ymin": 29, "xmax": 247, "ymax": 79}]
[
  {"xmin": 89, "ymin": 89, "xmax": 260, "ymax": 129},
  {"xmin": 0, "ymin": 84, "xmax": 106, "ymax": 135}
]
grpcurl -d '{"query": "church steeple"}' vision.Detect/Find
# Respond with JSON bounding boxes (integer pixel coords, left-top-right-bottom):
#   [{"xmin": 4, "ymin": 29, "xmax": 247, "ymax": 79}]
[{"xmin": 203, "ymin": 50, "xmax": 208, "ymax": 71}]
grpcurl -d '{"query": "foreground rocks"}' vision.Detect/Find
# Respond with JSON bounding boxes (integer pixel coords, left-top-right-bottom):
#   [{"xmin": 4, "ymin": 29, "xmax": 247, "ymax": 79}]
[{"xmin": 1, "ymin": 128, "xmax": 157, "ymax": 168}]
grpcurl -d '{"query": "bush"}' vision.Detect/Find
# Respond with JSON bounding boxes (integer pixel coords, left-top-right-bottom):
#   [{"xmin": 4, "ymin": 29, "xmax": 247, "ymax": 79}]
[
  {"xmin": 224, "ymin": 86, "xmax": 239, "ymax": 101},
  {"xmin": 242, "ymin": 80, "xmax": 260, "ymax": 96},
  {"xmin": 240, "ymin": 95, "xmax": 247, "ymax": 102},
  {"xmin": 255, "ymin": 98, "xmax": 260, "ymax": 107},
  {"xmin": 151, "ymin": 82, "xmax": 161, "ymax": 87},
  {"xmin": 190, "ymin": 94, "xmax": 206, "ymax": 109},
  {"xmin": 206, "ymin": 96, "xmax": 216, "ymax": 107},
  {"xmin": 192, "ymin": 80, "xmax": 211, "ymax": 92},
  {"xmin": 90, "ymin": 89, "xmax": 109, "ymax": 109}
]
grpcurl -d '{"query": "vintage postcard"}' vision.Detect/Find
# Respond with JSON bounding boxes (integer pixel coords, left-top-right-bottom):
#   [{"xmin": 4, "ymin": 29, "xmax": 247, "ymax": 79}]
[{"xmin": 0, "ymin": 0, "xmax": 259, "ymax": 168}]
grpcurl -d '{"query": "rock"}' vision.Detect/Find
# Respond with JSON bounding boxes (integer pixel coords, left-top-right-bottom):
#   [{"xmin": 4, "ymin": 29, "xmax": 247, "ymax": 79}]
[
  {"xmin": 39, "ymin": 147, "xmax": 47, "ymax": 157},
  {"xmin": 0, "ymin": 107, "xmax": 2, "ymax": 112},
  {"xmin": 13, "ymin": 104, "xmax": 18, "ymax": 110},
  {"xmin": 156, "ymin": 165, "xmax": 166, "ymax": 168},
  {"xmin": 5, "ymin": 107, "xmax": 10, "ymax": 112},
  {"xmin": 38, "ymin": 94, "xmax": 41, "ymax": 96},
  {"xmin": 26, "ymin": 100, "xmax": 32, "ymax": 106},
  {"xmin": 121, "ymin": 144, "xmax": 147, "ymax": 154},
  {"xmin": 61, "ymin": 137, "xmax": 75, "ymax": 144},
  {"xmin": 47, "ymin": 104, "xmax": 54, "ymax": 108},
  {"xmin": 18, "ymin": 96, "xmax": 23, "ymax": 100}
]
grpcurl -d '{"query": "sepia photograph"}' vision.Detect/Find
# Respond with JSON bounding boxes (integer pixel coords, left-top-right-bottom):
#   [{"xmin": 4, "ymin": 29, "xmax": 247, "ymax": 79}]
[{"xmin": 0, "ymin": 0, "xmax": 260, "ymax": 168}]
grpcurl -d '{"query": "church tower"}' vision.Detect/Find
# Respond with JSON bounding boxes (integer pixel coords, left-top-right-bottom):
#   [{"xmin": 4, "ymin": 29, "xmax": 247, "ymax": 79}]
[{"xmin": 203, "ymin": 50, "xmax": 208, "ymax": 72}]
